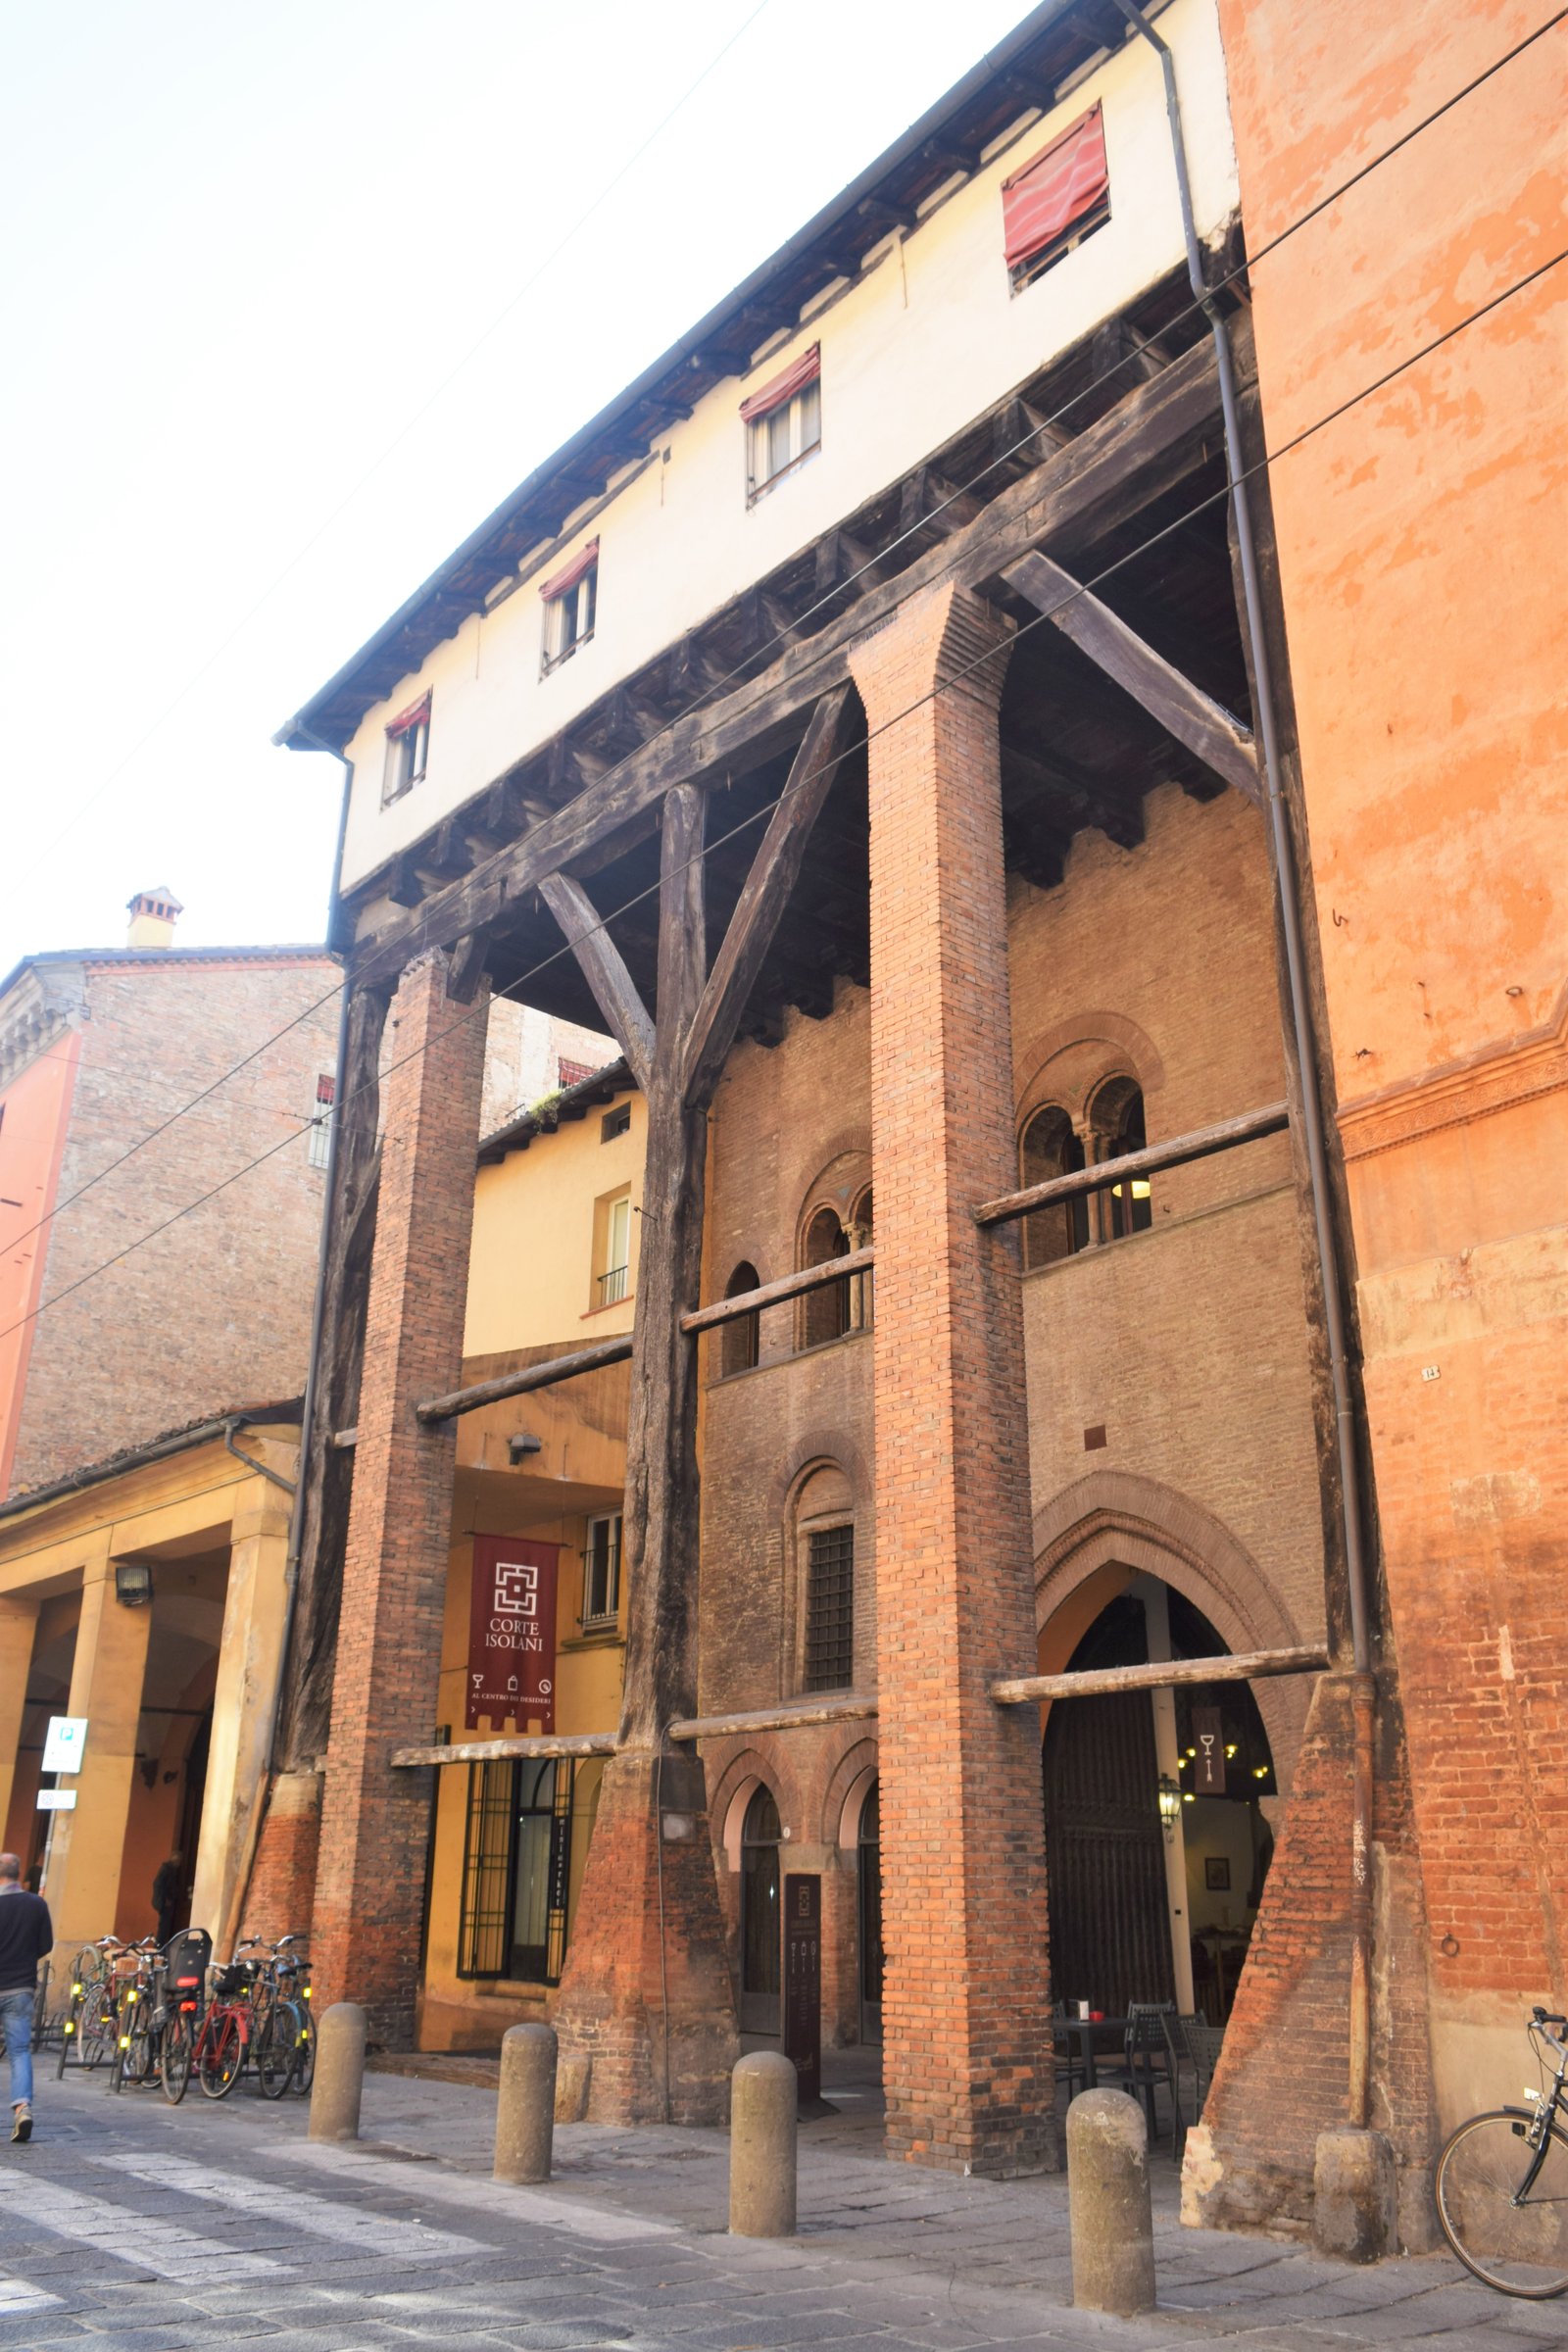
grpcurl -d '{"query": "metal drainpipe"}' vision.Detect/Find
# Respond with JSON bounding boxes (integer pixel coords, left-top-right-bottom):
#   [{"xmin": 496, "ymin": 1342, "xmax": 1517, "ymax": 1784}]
[
  {"xmin": 218, "ymin": 741, "xmax": 357, "ymax": 1961},
  {"xmin": 1109, "ymin": 0, "xmax": 1375, "ymax": 2128}
]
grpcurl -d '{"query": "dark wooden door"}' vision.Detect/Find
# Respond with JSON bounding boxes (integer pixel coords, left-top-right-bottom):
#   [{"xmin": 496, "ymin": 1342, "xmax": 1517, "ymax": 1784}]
[{"xmin": 1044, "ymin": 1687, "xmax": 1174, "ymax": 2019}]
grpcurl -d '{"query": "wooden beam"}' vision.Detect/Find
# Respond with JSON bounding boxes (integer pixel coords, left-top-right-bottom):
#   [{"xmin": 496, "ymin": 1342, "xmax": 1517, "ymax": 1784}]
[
  {"xmin": 444, "ymin": 930, "xmax": 489, "ymax": 1004},
  {"xmin": 348, "ymin": 338, "xmax": 1224, "ymax": 993},
  {"xmin": 975, "ymin": 1101, "xmax": 1288, "ymax": 1229},
  {"xmin": 680, "ymin": 1245, "xmax": 873, "ymax": 1335},
  {"xmin": 416, "ymin": 1334, "xmax": 633, "ymax": 1425},
  {"xmin": 681, "ymin": 686, "xmax": 855, "ymax": 1107},
  {"xmin": 537, "ymin": 872, "xmax": 656, "ymax": 1093},
  {"xmin": 668, "ymin": 1691, "xmax": 879, "ymax": 1741},
  {"xmin": 1004, "ymin": 550, "xmax": 1261, "ymax": 805},
  {"xmin": 992, "ymin": 1644, "xmax": 1330, "ymax": 1706},
  {"xmin": 391, "ymin": 1733, "xmax": 618, "ymax": 1768}
]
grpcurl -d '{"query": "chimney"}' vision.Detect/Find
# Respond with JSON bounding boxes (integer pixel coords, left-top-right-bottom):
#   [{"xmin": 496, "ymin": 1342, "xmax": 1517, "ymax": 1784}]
[{"xmin": 125, "ymin": 886, "xmax": 183, "ymax": 950}]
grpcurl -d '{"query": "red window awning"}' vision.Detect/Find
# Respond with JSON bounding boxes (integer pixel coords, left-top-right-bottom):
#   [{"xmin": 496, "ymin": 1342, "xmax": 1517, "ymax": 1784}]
[
  {"xmin": 386, "ymin": 691, "xmax": 430, "ymax": 740},
  {"xmin": 539, "ymin": 537, "xmax": 600, "ymax": 603},
  {"xmin": 739, "ymin": 344, "xmax": 820, "ymax": 425},
  {"xmin": 1002, "ymin": 105, "xmax": 1107, "ymax": 271}
]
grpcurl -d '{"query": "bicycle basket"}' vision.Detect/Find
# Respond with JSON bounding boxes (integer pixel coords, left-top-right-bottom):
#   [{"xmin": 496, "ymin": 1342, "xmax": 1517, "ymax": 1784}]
[{"xmin": 212, "ymin": 1961, "xmax": 257, "ymax": 1998}]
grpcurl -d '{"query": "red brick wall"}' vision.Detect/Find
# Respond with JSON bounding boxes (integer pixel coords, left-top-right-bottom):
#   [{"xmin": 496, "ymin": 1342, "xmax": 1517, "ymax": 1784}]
[
  {"xmin": 10, "ymin": 952, "xmax": 340, "ymax": 1495},
  {"xmin": 311, "ymin": 952, "xmax": 489, "ymax": 2044},
  {"xmin": 244, "ymin": 1769, "xmax": 322, "ymax": 1944}
]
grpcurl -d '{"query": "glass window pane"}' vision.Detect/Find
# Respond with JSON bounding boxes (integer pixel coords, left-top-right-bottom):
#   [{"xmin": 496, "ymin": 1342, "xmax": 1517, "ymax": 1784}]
[{"xmin": 797, "ymin": 378, "xmax": 820, "ymax": 453}]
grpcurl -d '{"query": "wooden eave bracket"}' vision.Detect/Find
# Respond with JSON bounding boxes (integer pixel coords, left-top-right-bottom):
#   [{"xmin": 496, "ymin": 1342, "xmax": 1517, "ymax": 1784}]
[{"xmin": 1004, "ymin": 549, "xmax": 1262, "ymax": 806}]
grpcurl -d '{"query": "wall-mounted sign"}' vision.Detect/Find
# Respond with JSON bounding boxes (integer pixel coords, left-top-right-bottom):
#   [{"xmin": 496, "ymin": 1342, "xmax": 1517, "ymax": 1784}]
[
  {"xmin": 466, "ymin": 1536, "xmax": 560, "ymax": 1732},
  {"xmin": 41, "ymin": 1717, "xmax": 88, "ymax": 1774},
  {"xmin": 783, "ymin": 1871, "xmax": 822, "ymax": 2109},
  {"xmin": 1193, "ymin": 1705, "xmax": 1226, "ymax": 1795},
  {"xmin": 36, "ymin": 1788, "xmax": 77, "ymax": 1811}
]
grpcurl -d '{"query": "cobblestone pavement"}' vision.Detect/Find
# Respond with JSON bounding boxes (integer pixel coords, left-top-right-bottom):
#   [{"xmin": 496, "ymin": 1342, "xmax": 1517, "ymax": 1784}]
[{"xmin": 0, "ymin": 2065, "xmax": 1562, "ymax": 2352}]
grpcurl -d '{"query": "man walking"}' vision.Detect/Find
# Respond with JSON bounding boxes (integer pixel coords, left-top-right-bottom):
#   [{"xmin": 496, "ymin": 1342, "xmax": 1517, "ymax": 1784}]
[{"xmin": 0, "ymin": 1851, "xmax": 53, "ymax": 2143}]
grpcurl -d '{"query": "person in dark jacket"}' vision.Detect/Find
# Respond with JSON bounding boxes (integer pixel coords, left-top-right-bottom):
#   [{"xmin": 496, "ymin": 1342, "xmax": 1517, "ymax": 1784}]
[
  {"xmin": 152, "ymin": 1852, "xmax": 183, "ymax": 1946},
  {"xmin": 0, "ymin": 1851, "xmax": 52, "ymax": 2143}
]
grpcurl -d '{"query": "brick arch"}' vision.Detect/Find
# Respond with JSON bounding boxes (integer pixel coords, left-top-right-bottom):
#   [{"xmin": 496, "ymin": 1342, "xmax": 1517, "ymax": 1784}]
[
  {"xmin": 708, "ymin": 1747, "xmax": 808, "ymax": 1870},
  {"xmin": 821, "ymin": 1735, "xmax": 880, "ymax": 1849},
  {"xmin": 1014, "ymin": 1010, "xmax": 1166, "ymax": 1130},
  {"xmin": 1032, "ymin": 1470, "xmax": 1313, "ymax": 1789},
  {"xmin": 789, "ymin": 1130, "xmax": 872, "ymax": 1243},
  {"xmin": 767, "ymin": 1429, "xmax": 872, "ymax": 1522}
]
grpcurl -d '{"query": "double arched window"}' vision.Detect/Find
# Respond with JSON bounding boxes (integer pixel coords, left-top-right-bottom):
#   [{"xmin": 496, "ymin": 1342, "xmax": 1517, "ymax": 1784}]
[
  {"xmin": 798, "ymin": 1186, "xmax": 873, "ymax": 1348},
  {"xmin": 1018, "ymin": 1079, "xmax": 1152, "ymax": 1268}
]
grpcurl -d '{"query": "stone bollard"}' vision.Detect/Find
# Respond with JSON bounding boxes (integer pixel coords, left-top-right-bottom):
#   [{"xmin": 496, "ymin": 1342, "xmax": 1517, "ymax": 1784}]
[
  {"xmin": 308, "ymin": 2001, "xmax": 367, "ymax": 2143},
  {"xmin": 1066, "ymin": 2089, "xmax": 1156, "ymax": 2315},
  {"xmin": 495, "ymin": 2022, "xmax": 558, "ymax": 2185},
  {"xmin": 729, "ymin": 2051, "xmax": 798, "ymax": 2237}
]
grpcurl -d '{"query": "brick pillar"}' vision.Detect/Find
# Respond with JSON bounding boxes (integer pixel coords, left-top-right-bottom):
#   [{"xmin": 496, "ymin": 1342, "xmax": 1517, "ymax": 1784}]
[
  {"xmin": 850, "ymin": 580, "xmax": 1056, "ymax": 2177},
  {"xmin": 311, "ymin": 949, "xmax": 488, "ymax": 2045}
]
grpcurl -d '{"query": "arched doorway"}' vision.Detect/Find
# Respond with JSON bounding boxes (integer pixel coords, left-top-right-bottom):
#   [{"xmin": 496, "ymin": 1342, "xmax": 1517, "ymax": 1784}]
[
  {"xmin": 739, "ymin": 1784, "xmax": 782, "ymax": 2034},
  {"xmin": 1042, "ymin": 1580, "xmax": 1277, "ymax": 2023},
  {"xmin": 857, "ymin": 1780, "xmax": 883, "ymax": 2045}
]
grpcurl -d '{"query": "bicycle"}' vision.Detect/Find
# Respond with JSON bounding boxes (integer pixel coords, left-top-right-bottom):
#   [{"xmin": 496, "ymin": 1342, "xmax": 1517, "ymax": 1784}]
[
  {"xmin": 192, "ymin": 1953, "xmax": 261, "ymax": 2099},
  {"xmin": 56, "ymin": 1938, "xmax": 121, "ymax": 2076},
  {"xmin": 159, "ymin": 1927, "xmax": 212, "ymax": 2105},
  {"xmin": 108, "ymin": 1939, "xmax": 165, "ymax": 2092},
  {"xmin": 1435, "ymin": 2006, "xmax": 1568, "ymax": 2299}
]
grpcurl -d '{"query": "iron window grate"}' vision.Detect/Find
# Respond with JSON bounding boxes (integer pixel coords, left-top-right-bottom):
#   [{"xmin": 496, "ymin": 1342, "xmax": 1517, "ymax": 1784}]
[{"xmin": 805, "ymin": 1524, "xmax": 855, "ymax": 1691}]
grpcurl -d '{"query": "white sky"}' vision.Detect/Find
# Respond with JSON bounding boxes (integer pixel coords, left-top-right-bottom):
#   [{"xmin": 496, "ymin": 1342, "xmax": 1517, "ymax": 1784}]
[{"xmin": 1, "ymin": 0, "xmax": 1038, "ymax": 972}]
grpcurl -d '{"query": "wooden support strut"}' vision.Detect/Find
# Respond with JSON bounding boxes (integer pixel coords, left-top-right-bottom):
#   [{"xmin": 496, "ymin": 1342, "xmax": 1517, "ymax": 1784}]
[
  {"xmin": 992, "ymin": 1644, "xmax": 1330, "ymax": 1706},
  {"xmin": 415, "ymin": 1334, "xmax": 634, "ymax": 1426},
  {"xmin": 679, "ymin": 1246, "xmax": 873, "ymax": 1335},
  {"xmin": 975, "ymin": 1100, "xmax": 1288, "ymax": 1228},
  {"xmin": 1004, "ymin": 549, "xmax": 1261, "ymax": 806},
  {"xmin": 347, "ymin": 337, "xmax": 1226, "ymax": 993},
  {"xmin": 391, "ymin": 1733, "xmax": 618, "ymax": 1768}
]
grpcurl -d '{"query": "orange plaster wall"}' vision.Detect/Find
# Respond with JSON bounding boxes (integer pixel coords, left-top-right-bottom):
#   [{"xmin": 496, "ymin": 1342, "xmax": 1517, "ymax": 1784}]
[
  {"xmin": 0, "ymin": 1034, "xmax": 80, "ymax": 1495},
  {"xmin": 1217, "ymin": 0, "xmax": 1568, "ymax": 2123}
]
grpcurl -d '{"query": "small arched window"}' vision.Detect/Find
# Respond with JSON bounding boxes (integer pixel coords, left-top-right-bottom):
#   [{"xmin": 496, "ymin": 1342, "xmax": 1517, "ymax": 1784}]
[
  {"xmin": 795, "ymin": 1460, "xmax": 856, "ymax": 1692},
  {"xmin": 1019, "ymin": 1105, "xmax": 1089, "ymax": 1269},
  {"xmin": 720, "ymin": 1260, "xmax": 760, "ymax": 1377},
  {"xmin": 1091, "ymin": 1078, "xmax": 1152, "ymax": 1239},
  {"xmin": 848, "ymin": 1187, "xmax": 874, "ymax": 1330},
  {"xmin": 740, "ymin": 1784, "xmax": 782, "ymax": 2031},
  {"xmin": 800, "ymin": 1205, "xmax": 851, "ymax": 1348}
]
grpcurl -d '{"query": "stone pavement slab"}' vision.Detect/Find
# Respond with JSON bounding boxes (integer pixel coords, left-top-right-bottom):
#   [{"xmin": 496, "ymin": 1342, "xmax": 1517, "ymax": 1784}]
[{"xmin": 0, "ymin": 2065, "xmax": 1557, "ymax": 2350}]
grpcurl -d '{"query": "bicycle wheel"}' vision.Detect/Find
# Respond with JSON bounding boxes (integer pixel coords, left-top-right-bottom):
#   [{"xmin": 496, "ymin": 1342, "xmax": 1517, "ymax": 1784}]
[
  {"xmin": 162, "ymin": 2010, "xmax": 193, "ymax": 2105},
  {"xmin": 197, "ymin": 2008, "xmax": 245, "ymax": 2100},
  {"xmin": 79, "ymin": 1990, "xmax": 115, "ymax": 2072},
  {"xmin": 292, "ymin": 2008, "xmax": 315, "ymax": 2095},
  {"xmin": 255, "ymin": 2000, "xmax": 297, "ymax": 2101},
  {"xmin": 1436, "ymin": 2109, "xmax": 1568, "ymax": 2298}
]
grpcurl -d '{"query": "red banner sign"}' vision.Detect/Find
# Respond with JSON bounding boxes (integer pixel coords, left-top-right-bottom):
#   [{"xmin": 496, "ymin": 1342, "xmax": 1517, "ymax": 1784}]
[{"xmin": 466, "ymin": 1536, "xmax": 560, "ymax": 1732}]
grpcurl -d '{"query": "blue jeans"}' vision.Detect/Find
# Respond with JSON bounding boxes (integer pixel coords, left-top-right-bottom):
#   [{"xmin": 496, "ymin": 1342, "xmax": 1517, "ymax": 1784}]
[{"xmin": 0, "ymin": 1985, "xmax": 34, "ymax": 2106}]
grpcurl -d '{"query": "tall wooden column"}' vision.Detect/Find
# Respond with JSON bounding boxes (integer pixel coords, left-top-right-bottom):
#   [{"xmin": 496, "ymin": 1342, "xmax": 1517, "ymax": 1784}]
[
  {"xmin": 551, "ymin": 785, "xmax": 740, "ymax": 2123},
  {"xmin": 310, "ymin": 948, "xmax": 488, "ymax": 2044},
  {"xmin": 849, "ymin": 581, "xmax": 1056, "ymax": 2177}
]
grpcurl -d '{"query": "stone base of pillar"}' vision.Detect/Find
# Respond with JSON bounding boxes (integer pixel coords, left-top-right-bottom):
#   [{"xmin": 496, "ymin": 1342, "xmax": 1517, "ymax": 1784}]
[
  {"xmin": 245, "ymin": 1771, "xmax": 322, "ymax": 1944},
  {"xmin": 552, "ymin": 1750, "xmax": 738, "ymax": 2125}
]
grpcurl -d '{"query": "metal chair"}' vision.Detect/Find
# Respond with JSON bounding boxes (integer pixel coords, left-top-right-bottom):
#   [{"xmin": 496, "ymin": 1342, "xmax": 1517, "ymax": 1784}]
[
  {"xmin": 1051, "ymin": 1999, "xmax": 1089, "ymax": 2100},
  {"xmin": 1110, "ymin": 2002, "xmax": 1179, "ymax": 2145},
  {"xmin": 1183, "ymin": 2014, "xmax": 1225, "ymax": 2118}
]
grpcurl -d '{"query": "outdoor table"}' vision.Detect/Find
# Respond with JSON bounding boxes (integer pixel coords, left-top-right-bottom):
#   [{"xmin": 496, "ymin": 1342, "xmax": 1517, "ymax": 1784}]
[{"xmin": 1051, "ymin": 2014, "xmax": 1130, "ymax": 2092}]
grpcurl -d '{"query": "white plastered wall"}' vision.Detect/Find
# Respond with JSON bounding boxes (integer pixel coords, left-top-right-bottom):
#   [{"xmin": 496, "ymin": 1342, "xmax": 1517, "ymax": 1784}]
[{"xmin": 338, "ymin": 0, "xmax": 1237, "ymax": 898}]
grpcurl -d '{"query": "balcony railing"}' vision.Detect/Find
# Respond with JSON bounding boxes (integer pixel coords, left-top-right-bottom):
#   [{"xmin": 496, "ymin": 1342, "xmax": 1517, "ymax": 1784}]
[{"xmin": 597, "ymin": 1263, "xmax": 629, "ymax": 1307}]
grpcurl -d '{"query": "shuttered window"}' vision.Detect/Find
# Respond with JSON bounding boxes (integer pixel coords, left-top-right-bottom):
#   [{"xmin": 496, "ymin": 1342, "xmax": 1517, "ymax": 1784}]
[{"xmin": 1002, "ymin": 104, "xmax": 1109, "ymax": 290}]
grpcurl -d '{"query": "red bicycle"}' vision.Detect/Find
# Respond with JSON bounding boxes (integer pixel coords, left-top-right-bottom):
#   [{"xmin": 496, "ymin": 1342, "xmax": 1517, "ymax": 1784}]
[{"xmin": 189, "ymin": 1955, "xmax": 260, "ymax": 2101}]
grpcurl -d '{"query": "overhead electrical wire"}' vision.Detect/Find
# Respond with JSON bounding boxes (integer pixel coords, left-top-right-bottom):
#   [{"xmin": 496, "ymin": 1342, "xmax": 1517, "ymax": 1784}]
[
  {"xmin": 3, "ymin": 237, "xmax": 1560, "ymax": 1354},
  {"xmin": 6, "ymin": 8, "xmax": 1558, "ymax": 1280}
]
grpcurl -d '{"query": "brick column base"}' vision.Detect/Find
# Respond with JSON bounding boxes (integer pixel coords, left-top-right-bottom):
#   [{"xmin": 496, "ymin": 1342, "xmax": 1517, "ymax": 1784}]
[
  {"xmin": 245, "ymin": 1771, "xmax": 322, "ymax": 1943},
  {"xmin": 1182, "ymin": 1672, "xmax": 1439, "ymax": 2245},
  {"xmin": 552, "ymin": 1751, "xmax": 739, "ymax": 2124}
]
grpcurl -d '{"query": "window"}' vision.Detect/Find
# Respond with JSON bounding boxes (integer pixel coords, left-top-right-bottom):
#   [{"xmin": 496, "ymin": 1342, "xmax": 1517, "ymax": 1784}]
[
  {"xmin": 457, "ymin": 1756, "xmax": 578, "ymax": 1984},
  {"xmin": 595, "ymin": 1189, "xmax": 631, "ymax": 1307},
  {"xmin": 739, "ymin": 1784, "xmax": 782, "ymax": 2033},
  {"xmin": 741, "ymin": 345, "xmax": 821, "ymax": 502},
  {"xmin": 582, "ymin": 1512, "xmax": 621, "ymax": 1630},
  {"xmin": 558, "ymin": 1056, "xmax": 594, "ymax": 1090},
  {"xmin": 1003, "ymin": 103, "xmax": 1109, "ymax": 292},
  {"xmin": 1093, "ymin": 1077, "xmax": 1152, "ymax": 1240},
  {"xmin": 1019, "ymin": 1104, "xmax": 1088, "ymax": 1268},
  {"xmin": 540, "ymin": 538, "xmax": 599, "ymax": 673},
  {"xmin": 600, "ymin": 1102, "xmax": 631, "ymax": 1144},
  {"xmin": 719, "ymin": 1261, "xmax": 760, "ymax": 1378},
  {"xmin": 381, "ymin": 692, "xmax": 430, "ymax": 806},
  {"xmin": 307, "ymin": 1073, "xmax": 334, "ymax": 1171},
  {"xmin": 804, "ymin": 1524, "xmax": 855, "ymax": 1691},
  {"xmin": 799, "ymin": 1205, "xmax": 851, "ymax": 1348}
]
